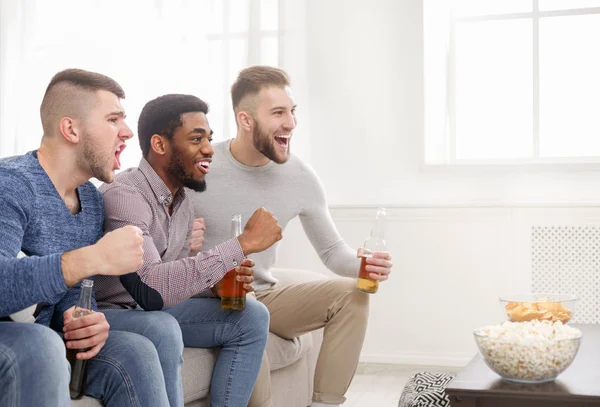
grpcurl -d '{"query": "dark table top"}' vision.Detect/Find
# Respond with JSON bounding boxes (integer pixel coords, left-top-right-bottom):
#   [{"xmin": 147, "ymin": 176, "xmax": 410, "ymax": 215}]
[{"xmin": 446, "ymin": 324, "xmax": 600, "ymax": 403}]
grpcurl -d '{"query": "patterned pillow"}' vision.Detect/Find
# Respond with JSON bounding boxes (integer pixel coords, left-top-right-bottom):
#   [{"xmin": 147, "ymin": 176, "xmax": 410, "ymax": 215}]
[{"xmin": 398, "ymin": 372, "xmax": 456, "ymax": 407}]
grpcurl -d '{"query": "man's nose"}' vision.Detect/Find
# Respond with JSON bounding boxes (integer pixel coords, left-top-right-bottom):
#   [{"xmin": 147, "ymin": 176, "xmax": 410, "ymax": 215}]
[
  {"xmin": 201, "ymin": 138, "xmax": 214, "ymax": 156},
  {"xmin": 120, "ymin": 123, "xmax": 134, "ymax": 140},
  {"xmin": 284, "ymin": 112, "xmax": 296, "ymax": 130}
]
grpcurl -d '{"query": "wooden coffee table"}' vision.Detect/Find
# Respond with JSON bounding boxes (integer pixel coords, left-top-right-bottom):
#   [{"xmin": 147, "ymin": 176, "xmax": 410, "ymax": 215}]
[{"xmin": 445, "ymin": 324, "xmax": 600, "ymax": 406}]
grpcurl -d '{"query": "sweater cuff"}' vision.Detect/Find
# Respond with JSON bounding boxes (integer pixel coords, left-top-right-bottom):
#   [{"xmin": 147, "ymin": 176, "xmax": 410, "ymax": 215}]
[{"xmin": 47, "ymin": 252, "xmax": 69, "ymax": 295}]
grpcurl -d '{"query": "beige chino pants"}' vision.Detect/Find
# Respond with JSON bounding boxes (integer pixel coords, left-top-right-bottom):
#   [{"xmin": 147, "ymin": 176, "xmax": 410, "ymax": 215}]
[{"xmin": 248, "ymin": 277, "xmax": 370, "ymax": 406}]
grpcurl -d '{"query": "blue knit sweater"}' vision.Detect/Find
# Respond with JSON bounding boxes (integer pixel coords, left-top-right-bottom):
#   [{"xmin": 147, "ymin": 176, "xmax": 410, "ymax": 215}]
[{"xmin": 0, "ymin": 151, "xmax": 102, "ymax": 329}]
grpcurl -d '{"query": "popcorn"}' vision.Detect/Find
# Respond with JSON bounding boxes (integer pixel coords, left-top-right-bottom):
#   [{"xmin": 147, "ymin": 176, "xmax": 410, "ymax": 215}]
[
  {"xmin": 474, "ymin": 320, "xmax": 581, "ymax": 382},
  {"xmin": 505, "ymin": 298, "xmax": 572, "ymax": 323}
]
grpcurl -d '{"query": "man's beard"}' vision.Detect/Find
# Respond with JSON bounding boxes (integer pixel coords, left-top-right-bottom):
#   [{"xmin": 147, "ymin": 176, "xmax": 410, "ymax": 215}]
[
  {"xmin": 167, "ymin": 146, "xmax": 207, "ymax": 193},
  {"xmin": 81, "ymin": 131, "xmax": 113, "ymax": 183},
  {"xmin": 252, "ymin": 120, "xmax": 289, "ymax": 164}
]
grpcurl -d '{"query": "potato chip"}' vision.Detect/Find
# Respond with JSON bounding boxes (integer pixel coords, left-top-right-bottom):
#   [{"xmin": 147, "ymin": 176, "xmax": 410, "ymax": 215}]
[{"xmin": 505, "ymin": 299, "xmax": 572, "ymax": 323}]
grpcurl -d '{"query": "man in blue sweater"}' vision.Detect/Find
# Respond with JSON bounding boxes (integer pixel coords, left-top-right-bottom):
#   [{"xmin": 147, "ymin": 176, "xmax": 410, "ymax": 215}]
[{"xmin": 0, "ymin": 69, "xmax": 183, "ymax": 406}]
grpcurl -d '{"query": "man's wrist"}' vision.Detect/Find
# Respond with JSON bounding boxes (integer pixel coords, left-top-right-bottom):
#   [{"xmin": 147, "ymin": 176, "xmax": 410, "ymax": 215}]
[
  {"xmin": 236, "ymin": 234, "xmax": 253, "ymax": 256},
  {"xmin": 61, "ymin": 246, "xmax": 96, "ymax": 287}
]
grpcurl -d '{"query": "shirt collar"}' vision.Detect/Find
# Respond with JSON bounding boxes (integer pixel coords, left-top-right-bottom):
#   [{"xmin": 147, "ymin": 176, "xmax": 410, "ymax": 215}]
[{"xmin": 138, "ymin": 158, "xmax": 186, "ymax": 207}]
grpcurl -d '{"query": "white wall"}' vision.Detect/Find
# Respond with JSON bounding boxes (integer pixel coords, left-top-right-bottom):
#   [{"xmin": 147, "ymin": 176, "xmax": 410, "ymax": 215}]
[{"xmin": 273, "ymin": 0, "xmax": 600, "ymax": 366}]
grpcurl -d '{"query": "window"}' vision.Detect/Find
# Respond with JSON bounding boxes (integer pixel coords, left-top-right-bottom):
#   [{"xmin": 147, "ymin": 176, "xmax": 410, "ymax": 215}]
[
  {"xmin": 0, "ymin": 0, "xmax": 280, "ymax": 170},
  {"xmin": 424, "ymin": 0, "xmax": 600, "ymax": 165}
]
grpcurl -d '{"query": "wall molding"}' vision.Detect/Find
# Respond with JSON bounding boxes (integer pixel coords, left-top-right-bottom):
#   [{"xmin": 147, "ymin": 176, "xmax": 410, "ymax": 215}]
[
  {"xmin": 359, "ymin": 351, "xmax": 472, "ymax": 368},
  {"xmin": 329, "ymin": 203, "xmax": 600, "ymax": 209}
]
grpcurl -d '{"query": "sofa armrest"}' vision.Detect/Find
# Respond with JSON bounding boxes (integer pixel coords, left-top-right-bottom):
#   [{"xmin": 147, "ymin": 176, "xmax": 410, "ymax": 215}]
[{"xmin": 270, "ymin": 268, "xmax": 328, "ymax": 287}]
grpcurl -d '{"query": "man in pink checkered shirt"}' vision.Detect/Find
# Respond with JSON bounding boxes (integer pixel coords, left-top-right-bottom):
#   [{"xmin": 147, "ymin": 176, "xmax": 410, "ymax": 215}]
[{"xmin": 95, "ymin": 94, "xmax": 282, "ymax": 407}]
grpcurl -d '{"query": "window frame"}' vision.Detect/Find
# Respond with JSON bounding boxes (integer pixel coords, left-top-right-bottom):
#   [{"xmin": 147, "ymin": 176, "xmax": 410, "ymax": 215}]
[
  {"xmin": 428, "ymin": 0, "xmax": 600, "ymax": 168},
  {"xmin": 206, "ymin": 0, "xmax": 280, "ymax": 140}
]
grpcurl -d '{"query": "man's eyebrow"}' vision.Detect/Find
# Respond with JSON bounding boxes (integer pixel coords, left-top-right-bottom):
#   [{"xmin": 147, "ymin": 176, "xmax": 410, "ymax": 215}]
[
  {"xmin": 106, "ymin": 110, "xmax": 125, "ymax": 118},
  {"xmin": 270, "ymin": 104, "xmax": 297, "ymax": 112},
  {"xmin": 190, "ymin": 128, "xmax": 214, "ymax": 136}
]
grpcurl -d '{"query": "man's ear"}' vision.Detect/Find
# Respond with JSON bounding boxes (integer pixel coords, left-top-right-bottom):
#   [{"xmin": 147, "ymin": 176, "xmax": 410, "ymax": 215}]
[
  {"xmin": 58, "ymin": 117, "xmax": 80, "ymax": 144},
  {"xmin": 237, "ymin": 111, "xmax": 254, "ymax": 132},
  {"xmin": 150, "ymin": 134, "xmax": 168, "ymax": 156}
]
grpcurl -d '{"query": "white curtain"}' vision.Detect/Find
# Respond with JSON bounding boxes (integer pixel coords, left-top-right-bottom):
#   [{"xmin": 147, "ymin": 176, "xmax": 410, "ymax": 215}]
[{"xmin": 0, "ymin": 0, "xmax": 309, "ymax": 167}]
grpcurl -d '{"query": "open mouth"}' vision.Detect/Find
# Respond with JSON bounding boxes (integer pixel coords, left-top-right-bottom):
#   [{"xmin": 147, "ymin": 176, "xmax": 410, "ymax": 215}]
[
  {"xmin": 275, "ymin": 135, "xmax": 291, "ymax": 149},
  {"xmin": 195, "ymin": 159, "xmax": 211, "ymax": 174},
  {"xmin": 114, "ymin": 144, "xmax": 126, "ymax": 170}
]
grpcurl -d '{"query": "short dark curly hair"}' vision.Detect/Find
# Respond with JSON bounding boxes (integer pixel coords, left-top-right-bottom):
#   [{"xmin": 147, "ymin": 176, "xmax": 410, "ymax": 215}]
[{"xmin": 138, "ymin": 94, "xmax": 209, "ymax": 158}]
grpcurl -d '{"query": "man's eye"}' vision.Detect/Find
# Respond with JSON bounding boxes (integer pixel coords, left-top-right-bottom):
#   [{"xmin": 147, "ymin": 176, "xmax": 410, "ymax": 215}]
[{"xmin": 109, "ymin": 118, "xmax": 118, "ymax": 123}]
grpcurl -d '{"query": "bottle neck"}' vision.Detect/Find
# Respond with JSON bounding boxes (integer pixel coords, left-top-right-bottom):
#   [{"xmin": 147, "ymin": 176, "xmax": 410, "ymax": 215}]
[
  {"xmin": 75, "ymin": 280, "xmax": 93, "ymax": 316},
  {"xmin": 231, "ymin": 215, "xmax": 242, "ymax": 238},
  {"xmin": 370, "ymin": 217, "xmax": 386, "ymax": 239}
]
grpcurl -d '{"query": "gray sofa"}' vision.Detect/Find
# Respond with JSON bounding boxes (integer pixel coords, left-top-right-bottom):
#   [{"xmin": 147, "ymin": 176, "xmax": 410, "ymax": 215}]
[{"xmin": 73, "ymin": 268, "xmax": 327, "ymax": 407}]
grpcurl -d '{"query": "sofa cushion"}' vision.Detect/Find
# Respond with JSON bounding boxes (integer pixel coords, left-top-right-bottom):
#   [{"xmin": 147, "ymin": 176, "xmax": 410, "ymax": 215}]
[
  {"xmin": 266, "ymin": 331, "xmax": 313, "ymax": 371},
  {"xmin": 181, "ymin": 347, "xmax": 219, "ymax": 404}
]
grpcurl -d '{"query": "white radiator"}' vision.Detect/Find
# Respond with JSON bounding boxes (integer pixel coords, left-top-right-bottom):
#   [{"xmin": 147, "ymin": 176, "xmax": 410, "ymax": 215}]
[{"xmin": 532, "ymin": 226, "xmax": 600, "ymax": 324}]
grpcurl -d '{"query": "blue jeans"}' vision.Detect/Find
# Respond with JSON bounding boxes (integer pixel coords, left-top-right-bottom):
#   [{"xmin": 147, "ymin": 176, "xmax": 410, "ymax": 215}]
[
  {"xmin": 165, "ymin": 298, "xmax": 270, "ymax": 407},
  {"xmin": 0, "ymin": 322, "xmax": 71, "ymax": 407},
  {"xmin": 91, "ymin": 309, "xmax": 184, "ymax": 407}
]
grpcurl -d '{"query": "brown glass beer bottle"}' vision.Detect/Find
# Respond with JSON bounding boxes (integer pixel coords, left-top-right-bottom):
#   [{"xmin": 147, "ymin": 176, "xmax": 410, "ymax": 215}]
[
  {"xmin": 357, "ymin": 207, "xmax": 387, "ymax": 293},
  {"xmin": 67, "ymin": 279, "xmax": 93, "ymax": 399},
  {"xmin": 221, "ymin": 214, "xmax": 246, "ymax": 310}
]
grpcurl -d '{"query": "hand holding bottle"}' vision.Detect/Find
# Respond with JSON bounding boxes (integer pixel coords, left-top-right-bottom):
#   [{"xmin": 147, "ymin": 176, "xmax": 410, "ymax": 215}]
[
  {"xmin": 357, "ymin": 208, "xmax": 393, "ymax": 293},
  {"xmin": 221, "ymin": 215, "xmax": 251, "ymax": 310},
  {"xmin": 213, "ymin": 258, "xmax": 256, "ymax": 296},
  {"xmin": 63, "ymin": 280, "xmax": 107, "ymax": 399},
  {"xmin": 63, "ymin": 309, "xmax": 109, "ymax": 360},
  {"xmin": 356, "ymin": 248, "xmax": 393, "ymax": 282}
]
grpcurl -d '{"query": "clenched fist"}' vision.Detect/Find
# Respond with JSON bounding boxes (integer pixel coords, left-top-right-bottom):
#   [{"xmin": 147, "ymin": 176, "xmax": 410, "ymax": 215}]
[
  {"xmin": 189, "ymin": 218, "xmax": 205, "ymax": 252},
  {"xmin": 236, "ymin": 207, "xmax": 282, "ymax": 255},
  {"xmin": 61, "ymin": 225, "xmax": 145, "ymax": 287},
  {"xmin": 95, "ymin": 225, "xmax": 144, "ymax": 275}
]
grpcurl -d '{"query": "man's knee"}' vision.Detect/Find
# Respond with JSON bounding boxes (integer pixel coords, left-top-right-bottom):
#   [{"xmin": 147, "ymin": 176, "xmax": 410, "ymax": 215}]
[
  {"xmin": 97, "ymin": 331, "xmax": 163, "ymax": 381},
  {"xmin": 0, "ymin": 323, "xmax": 69, "ymax": 380},
  {"xmin": 137, "ymin": 311, "xmax": 183, "ymax": 356},
  {"xmin": 332, "ymin": 279, "xmax": 370, "ymax": 316},
  {"xmin": 240, "ymin": 300, "xmax": 270, "ymax": 336}
]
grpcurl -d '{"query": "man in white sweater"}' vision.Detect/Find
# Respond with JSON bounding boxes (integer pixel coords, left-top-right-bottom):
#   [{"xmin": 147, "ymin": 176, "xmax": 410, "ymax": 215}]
[{"xmin": 190, "ymin": 66, "xmax": 393, "ymax": 407}]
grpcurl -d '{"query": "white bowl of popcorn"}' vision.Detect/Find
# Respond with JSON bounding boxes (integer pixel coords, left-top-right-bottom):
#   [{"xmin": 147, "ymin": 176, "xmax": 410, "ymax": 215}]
[{"xmin": 474, "ymin": 320, "xmax": 582, "ymax": 383}]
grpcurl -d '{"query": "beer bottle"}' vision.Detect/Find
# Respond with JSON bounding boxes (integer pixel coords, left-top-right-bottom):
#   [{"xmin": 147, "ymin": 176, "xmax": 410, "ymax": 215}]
[
  {"xmin": 67, "ymin": 279, "xmax": 93, "ymax": 399},
  {"xmin": 221, "ymin": 214, "xmax": 246, "ymax": 310},
  {"xmin": 357, "ymin": 207, "xmax": 387, "ymax": 293}
]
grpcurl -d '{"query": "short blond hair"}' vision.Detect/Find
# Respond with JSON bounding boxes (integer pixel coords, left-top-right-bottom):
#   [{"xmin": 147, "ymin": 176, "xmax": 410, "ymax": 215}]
[{"xmin": 231, "ymin": 66, "xmax": 290, "ymax": 114}]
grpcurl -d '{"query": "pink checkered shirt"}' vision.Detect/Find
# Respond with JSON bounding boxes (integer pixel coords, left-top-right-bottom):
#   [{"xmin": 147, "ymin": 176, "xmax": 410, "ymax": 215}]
[{"xmin": 94, "ymin": 158, "xmax": 244, "ymax": 309}]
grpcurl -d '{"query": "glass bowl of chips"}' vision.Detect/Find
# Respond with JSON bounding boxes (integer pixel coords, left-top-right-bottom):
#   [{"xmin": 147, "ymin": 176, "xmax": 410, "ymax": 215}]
[{"xmin": 499, "ymin": 294, "xmax": 578, "ymax": 324}]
